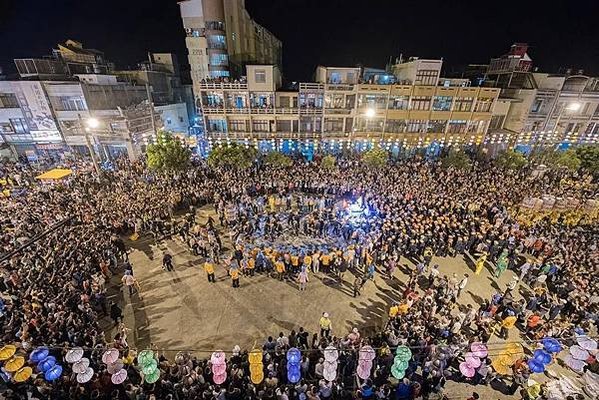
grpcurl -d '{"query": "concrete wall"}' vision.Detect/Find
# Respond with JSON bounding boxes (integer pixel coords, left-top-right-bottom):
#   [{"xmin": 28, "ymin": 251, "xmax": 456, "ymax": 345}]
[{"xmin": 156, "ymin": 103, "xmax": 190, "ymax": 134}]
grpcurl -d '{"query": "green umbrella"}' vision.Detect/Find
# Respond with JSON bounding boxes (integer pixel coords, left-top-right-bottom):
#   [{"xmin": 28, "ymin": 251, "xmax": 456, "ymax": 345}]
[
  {"xmin": 391, "ymin": 364, "xmax": 405, "ymax": 380},
  {"xmin": 142, "ymin": 359, "xmax": 158, "ymax": 375},
  {"xmin": 144, "ymin": 369, "xmax": 160, "ymax": 384},
  {"xmin": 392, "ymin": 358, "xmax": 408, "ymax": 371},
  {"xmin": 137, "ymin": 350, "xmax": 154, "ymax": 366},
  {"xmin": 395, "ymin": 346, "xmax": 412, "ymax": 360}
]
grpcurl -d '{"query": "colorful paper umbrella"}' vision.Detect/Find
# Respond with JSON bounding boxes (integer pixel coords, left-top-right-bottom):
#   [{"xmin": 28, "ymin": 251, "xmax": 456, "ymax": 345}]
[
  {"xmin": 577, "ymin": 336, "xmax": 598, "ymax": 351},
  {"xmin": 251, "ymin": 370, "xmax": 264, "ymax": 384},
  {"xmin": 37, "ymin": 356, "xmax": 57, "ymax": 372},
  {"xmin": 249, "ymin": 364, "xmax": 263, "ymax": 374},
  {"xmin": 72, "ymin": 358, "xmax": 90, "ymax": 374},
  {"xmin": 459, "ymin": 362, "xmax": 475, "ymax": 378},
  {"xmin": 142, "ymin": 359, "xmax": 158, "ymax": 375},
  {"xmin": 323, "ymin": 346, "xmax": 339, "ymax": 362},
  {"xmin": 44, "ymin": 365, "xmax": 63, "ymax": 381},
  {"xmin": 287, "ymin": 348, "xmax": 301, "ymax": 364},
  {"xmin": 287, "ymin": 366, "xmax": 301, "ymax": 383},
  {"xmin": 533, "ymin": 349, "xmax": 552, "ymax": 365},
  {"xmin": 13, "ymin": 367, "xmax": 32, "ymax": 383},
  {"xmin": 137, "ymin": 350, "xmax": 154, "ymax": 366},
  {"xmin": 210, "ymin": 351, "xmax": 226, "ymax": 365},
  {"xmin": 357, "ymin": 361, "xmax": 372, "ymax": 380},
  {"xmin": 213, "ymin": 372, "xmax": 226, "ymax": 385},
  {"xmin": 502, "ymin": 316, "xmax": 517, "ymax": 329},
  {"xmin": 248, "ymin": 349, "xmax": 262, "ymax": 364},
  {"xmin": 395, "ymin": 346, "xmax": 412, "ymax": 360},
  {"xmin": 570, "ymin": 345, "xmax": 590, "ymax": 361},
  {"xmin": 65, "ymin": 347, "xmax": 84, "ymax": 363},
  {"xmin": 563, "ymin": 355, "xmax": 586, "ymax": 373},
  {"xmin": 76, "ymin": 367, "xmax": 94, "ymax": 384},
  {"xmin": 470, "ymin": 342, "xmax": 488, "ymax": 358},
  {"xmin": 111, "ymin": 369, "xmax": 128, "ymax": 384},
  {"xmin": 465, "ymin": 353, "xmax": 482, "ymax": 368},
  {"xmin": 393, "ymin": 358, "xmax": 408, "ymax": 371},
  {"xmin": 391, "ymin": 364, "xmax": 405, "ymax": 379},
  {"xmin": 528, "ymin": 359, "xmax": 546, "ymax": 374},
  {"xmin": 29, "ymin": 347, "xmax": 49, "ymax": 363},
  {"xmin": 4, "ymin": 356, "xmax": 25, "ymax": 372},
  {"xmin": 107, "ymin": 360, "xmax": 124, "ymax": 374},
  {"xmin": 505, "ymin": 343, "xmax": 524, "ymax": 360},
  {"xmin": 359, "ymin": 346, "xmax": 376, "ymax": 361},
  {"xmin": 323, "ymin": 367, "xmax": 336, "ymax": 382},
  {"xmin": 0, "ymin": 345, "xmax": 16, "ymax": 361},
  {"xmin": 102, "ymin": 349, "xmax": 120, "ymax": 364},
  {"xmin": 145, "ymin": 369, "xmax": 161, "ymax": 384},
  {"xmin": 213, "ymin": 362, "xmax": 226, "ymax": 375},
  {"xmin": 542, "ymin": 338, "xmax": 562, "ymax": 354}
]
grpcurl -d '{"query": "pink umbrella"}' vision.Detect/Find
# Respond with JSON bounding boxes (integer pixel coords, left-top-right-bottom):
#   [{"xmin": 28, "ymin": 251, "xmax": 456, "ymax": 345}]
[
  {"xmin": 577, "ymin": 336, "xmax": 598, "ymax": 351},
  {"xmin": 324, "ymin": 346, "xmax": 339, "ymax": 362},
  {"xmin": 570, "ymin": 345, "xmax": 590, "ymax": 361},
  {"xmin": 357, "ymin": 363, "xmax": 371, "ymax": 380},
  {"xmin": 102, "ymin": 349, "xmax": 120, "ymax": 365},
  {"xmin": 213, "ymin": 372, "xmax": 227, "ymax": 385},
  {"xmin": 213, "ymin": 362, "xmax": 226, "ymax": 375},
  {"xmin": 111, "ymin": 369, "xmax": 128, "ymax": 384},
  {"xmin": 72, "ymin": 358, "xmax": 90, "ymax": 374},
  {"xmin": 470, "ymin": 342, "xmax": 488, "ymax": 359},
  {"xmin": 359, "ymin": 346, "xmax": 376, "ymax": 361},
  {"xmin": 465, "ymin": 353, "xmax": 482, "ymax": 368},
  {"xmin": 107, "ymin": 360, "xmax": 124, "ymax": 375},
  {"xmin": 210, "ymin": 351, "xmax": 226, "ymax": 365},
  {"xmin": 459, "ymin": 361, "xmax": 475, "ymax": 378},
  {"xmin": 76, "ymin": 367, "xmax": 94, "ymax": 384},
  {"xmin": 323, "ymin": 367, "xmax": 337, "ymax": 382},
  {"xmin": 563, "ymin": 355, "xmax": 586, "ymax": 373}
]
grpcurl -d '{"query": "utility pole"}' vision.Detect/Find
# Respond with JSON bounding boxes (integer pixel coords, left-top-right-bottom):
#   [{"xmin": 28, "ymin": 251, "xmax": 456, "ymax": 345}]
[
  {"xmin": 145, "ymin": 83, "xmax": 157, "ymax": 137},
  {"xmin": 78, "ymin": 114, "xmax": 101, "ymax": 175}
]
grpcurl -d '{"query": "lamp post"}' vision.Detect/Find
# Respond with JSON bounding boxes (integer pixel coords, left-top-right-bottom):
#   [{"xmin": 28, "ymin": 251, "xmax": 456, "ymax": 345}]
[
  {"xmin": 78, "ymin": 114, "xmax": 101, "ymax": 175},
  {"xmin": 552, "ymin": 101, "xmax": 581, "ymax": 149}
]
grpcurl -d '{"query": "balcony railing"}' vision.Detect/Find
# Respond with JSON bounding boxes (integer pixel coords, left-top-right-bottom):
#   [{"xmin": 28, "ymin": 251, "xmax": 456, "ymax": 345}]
[
  {"xmin": 325, "ymin": 84, "xmax": 355, "ymax": 91},
  {"xmin": 199, "ymin": 82, "xmax": 248, "ymax": 90},
  {"xmin": 205, "ymin": 131, "xmax": 322, "ymax": 140}
]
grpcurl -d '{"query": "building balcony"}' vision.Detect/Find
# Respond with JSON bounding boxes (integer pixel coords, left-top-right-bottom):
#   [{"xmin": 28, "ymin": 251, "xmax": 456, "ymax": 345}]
[
  {"xmin": 299, "ymin": 107, "xmax": 324, "ymax": 115},
  {"xmin": 275, "ymin": 108, "xmax": 299, "ymax": 115},
  {"xmin": 199, "ymin": 82, "xmax": 248, "ymax": 90},
  {"xmin": 205, "ymin": 131, "xmax": 321, "ymax": 140},
  {"xmin": 324, "ymin": 108, "xmax": 352, "ymax": 115},
  {"xmin": 299, "ymin": 83, "xmax": 325, "ymax": 91},
  {"xmin": 202, "ymin": 107, "xmax": 225, "ymax": 115},
  {"xmin": 325, "ymin": 84, "xmax": 355, "ymax": 91}
]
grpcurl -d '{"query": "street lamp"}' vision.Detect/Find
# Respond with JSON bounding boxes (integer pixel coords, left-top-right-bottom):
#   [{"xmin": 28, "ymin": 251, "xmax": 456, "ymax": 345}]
[
  {"xmin": 365, "ymin": 108, "xmax": 376, "ymax": 118},
  {"xmin": 565, "ymin": 102, "xmax": 581, "ymax": 112},
  {"xmin": 85, "ymin": 117, "xmax": 100, "ymax": 129},
  {"xmin": 77, "ymin": 114, "xmax": 101, "ymax": 175}
]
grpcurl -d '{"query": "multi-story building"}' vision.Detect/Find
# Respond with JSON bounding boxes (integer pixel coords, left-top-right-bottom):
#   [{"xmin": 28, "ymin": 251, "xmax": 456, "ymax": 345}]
[
  {"xmin": 196, "ymin": 60, "xmax": 501, "ymax": 155},
  {"xmin": 178, "ymin": 0, "xmax": 282, "ymax": 91},
  {"xmin": 485, "ymin": 44, "xmax": 599, "ymax": 149}
]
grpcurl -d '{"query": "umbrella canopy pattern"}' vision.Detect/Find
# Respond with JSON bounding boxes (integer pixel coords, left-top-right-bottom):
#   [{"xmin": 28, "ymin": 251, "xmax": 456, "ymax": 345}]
[
  {"xmin": 72, "ymin": 358, "xmax": 90, "ymax": 374},
  {"xmin": 5, "ymin": 356, "xmax": 25, "ymax": 372},
  {"xmin": 29, "ymin": 347, "xmax": 49, "ymax": 363},
  {"xmin": 0, "ymin": 345, "xmax": 16, "ymax": 361},
  {"xmin": 13, "ymin": 367, "xmax": 32, "ymax": 383},
  {"xmin": 111, "ymin": 369, "xmax": 128, "ymax": 385},
  {"xmin": 322, "ymin": 346, "xmax": 338, "ymax": 382},
  {"xmin": 287, "ymin": 348, "xmax": 301, "ymax": 383},
  {"xmin": 76, "ymin": 367, "xmax": 94, "ymax": 384},
  {"xmin": 102, "ymin": 349, "xmax": 120, "ymax": 364},
  {"xmin": 249, "ymin": 349, "xmax": 264, "ymax": 384},
  {"xmin": 65, "ymin": 348, "xmax": 84, "ymax": 364},
  {"xmin": 210, "ymin": 351, "xmax": 226, "ymax": 385}
]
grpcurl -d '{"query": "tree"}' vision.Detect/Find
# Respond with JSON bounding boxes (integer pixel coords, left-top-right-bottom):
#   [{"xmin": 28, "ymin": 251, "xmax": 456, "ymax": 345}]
[
  {"xmin": 207, "ymin": 143, "xmax": 258, "ymax": 169},
  {"xmin": 441, "ymin": 150, "xmax": 471, "ymax": 169},
  {"xmin": 320, "ymin": 155, "xmax": 336, "ymax": 170},
  {"xmin": 575, "ymin": 145, "xmax": 599, "ymax": 174},
  {"xmin": 264, "ymin": 151, "xmax": 293, "ymax": 167},
  {"xmin": 362, "ymin": 147, "xmax": 388, "ymax": 168},
  {"xmin": 495, "ymin": 150, "xmax": 527, "ymax": 170},
  {"xmin": 146, "ymin": 130, "xmax": 191, "ymax": 172},
  {"xmin": 554, "ymin": 149, "xmax": 582, "ymax": 171}
]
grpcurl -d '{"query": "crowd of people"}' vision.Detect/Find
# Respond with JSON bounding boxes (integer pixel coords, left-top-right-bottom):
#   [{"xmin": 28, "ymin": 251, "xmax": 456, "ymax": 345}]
[{"xmin": 0, "ymin": 154, "xmax": 597, "ymax": 399}]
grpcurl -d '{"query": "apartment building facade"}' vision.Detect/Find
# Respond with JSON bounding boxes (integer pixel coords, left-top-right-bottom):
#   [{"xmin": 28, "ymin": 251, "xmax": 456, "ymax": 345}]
[{"xmin": 196, "ymin": 62, "xmax": 500, "ymax": 154}]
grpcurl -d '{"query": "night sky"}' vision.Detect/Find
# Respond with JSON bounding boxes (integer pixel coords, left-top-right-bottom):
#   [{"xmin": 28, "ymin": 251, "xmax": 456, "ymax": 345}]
[{"xmin": 1, "ymin": 0, "xmax": 598, "ymax": 82}]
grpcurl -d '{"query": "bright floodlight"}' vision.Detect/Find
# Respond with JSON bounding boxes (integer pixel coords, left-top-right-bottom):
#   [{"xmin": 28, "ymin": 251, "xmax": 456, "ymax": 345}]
[
  {"xmin": 86, "ymin": 118, "xmax": 100, "ymax": 129},
  {"xmin": 365, "ymin": 108, "xmax": 376, "ymax": 118},
  {"xmin": 566, "ymin": 102, "xmax": 581, "ymax": 111}
]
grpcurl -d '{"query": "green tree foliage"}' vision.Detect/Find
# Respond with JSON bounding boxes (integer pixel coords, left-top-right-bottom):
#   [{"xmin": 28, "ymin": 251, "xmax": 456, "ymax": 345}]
[
  {"xmin": 362, "ymin": 147, "xmax": 388, "ymax": 168},
  {"xmin": 320, "ymin": 155, "xmax": 337, "ymax": 170},
  {"xmin": 264, "ymin": 151, "xmax": 293, "ymax": 167},
  {"xmin": 495, "ymin": 150, "xmax": 527, "ymax": 170},
  {"xmin": 207, "ymin": 143, "xmax": 258, "ymax": 169},
  {"xmin": 554, "ymin": 149, "xmax": 582, "ymax": 171},
  {"xmin": 146, "ymin": 130, "xmax": 191, "ymax": 172},
  {"xmin": 441, "ymin": 150, "xmax": 471, "ymax": 169},
  {"xmin": 575, "ymin": 145, "xmax": 599, "ymax": 174}
]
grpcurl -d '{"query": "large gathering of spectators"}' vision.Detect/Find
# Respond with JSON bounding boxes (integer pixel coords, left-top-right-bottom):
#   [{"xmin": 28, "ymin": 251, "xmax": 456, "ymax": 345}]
[{"xmin": 0, "ymin": 154, "xmax": 597, "ymax": 399}]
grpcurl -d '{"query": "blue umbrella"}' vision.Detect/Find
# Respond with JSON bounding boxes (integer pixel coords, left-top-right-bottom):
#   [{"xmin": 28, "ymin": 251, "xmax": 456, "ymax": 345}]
[
  {"xmin": 37, "ymin": 356, "xmax": 57, "ymax": 372},
  {"xmin": 29, "ymin": 347, "xmax": 49, "ymax": 363},
  {"xmin": 533, "ymin": 349, "xmax": 552, "ymax": 365},
  {"xmin": 44, "ymin": 364, "xmax": 63, "ymax": 381},
  {"xmin": 287, "ymin": 348, "xmax": 301, "ymax": 364},
  {"xmin": 527, "ymin": 359, "xmax": 546, "ymax": 374}
]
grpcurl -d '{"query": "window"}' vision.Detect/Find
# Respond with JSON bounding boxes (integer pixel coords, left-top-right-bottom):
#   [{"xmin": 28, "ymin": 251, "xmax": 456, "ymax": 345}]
[
  {"xmin": 407, "ymin": 120, "xmax": 428, "ymax": 133},
  {"xmin": 329, "ymin": 72, "xmax": 341, "ymax": 84},
  {"xmin": 0, "ymin": 122, "xmax": 14, "ymax": 133},
  {"xmin": 474, "ymin": 98, "xmax": 493, "ymax": 112},
  {"xmin": 467, "ymin": 120, "xmax": 487, "ymax": 133},
  {"xmin": 210, "ymin": 54, "xmax": 228, "ymax": 66},
  {"xmin": 388, "ymin": 95, "xmax": 409, "ymax": 110},
  {"xmin": 207, "ymin": 119, "xmax": 227, "ymax": 133},
  {"xmin": 299, "ymin": 93, "xmax": 323, "ymax": 108},
  {"xmin": 9, "ymin": 118, "xmax": 28, "ymax": 134},
  {"xmin": 410, "ymin": 96, "xmax": 431, "ymax": 111},
  {"xmin": 447, "ymin": 120, "xmax": 467, "ymax": 134},
  {"xmin": 56, "ymin": 96, "xmax": 86, "ymax": 111},
  {"xmin": 203, "ymin": 92, "xmax": 223, "ymax": 107},
  {"xmin": 427, "ymin": 120, "xmax": 447, "ymax": 133},
  {"xmin": 415, "ymin": 69, "xmax": 438, "ymax": 86},
  {"xmin": 531, "ymin": 98, "xmax": 543, "ymax": 113},
  {"xmin": 356, "ymin": 118, "xmax": 384, "ymax": 132},
  {"xmin": 251, "ymin": 93, "xmax": 273, "ymax": 108},
  {"xmin": 255, "ymin": 69, "xmax": 266, "ymax": 84},
  {"xmin": 0, "ymin": 93, "xmax": 19, "ymax": 108},
  {"xmin": 324, "ymin": 93, "xmax": 346, "ymax": 109},
  {"xmin": 358, "ymin": 94, "xmax": 387, "ymax": 109},
  {"xmin": 252, "ymin": 120, "xmax": 270, "ymax": 132},
  {"xmin": 324, "ymin": 118, "xmax": 344, "ymax": 132},
  {"xmin": 583, "ymin": 123, "xmax": 599, "ymax": 136},
  {"xmin": 210, "ymin": 70, "xmax": 229, "ymax": 78},
  {"xmin": 453, "ymin": 97, "xmax": 474, "ymax": 112},
  {"xmin": 276, "ymin": 120, "xmax": 291, "ymax": 132},
  {"xmin": 205, "ymin": 21, "xmax": 225, "ymax": 31},
  {"xmin": 432, "ymin": 96, "xmax": 452, "ymax": 111},
  {"xmin": 229, "ymin": 120, "xmax": 247, "ymax": 132},
  {"xmin": 207, "ymin": 34, "xmax": 227, "ymax": 50},
  {"xmin": 385, "ymin": 119, "xmax": 407, "ymax": 133},
  {"xmin": 489, "ymin": 115, "xmax": 505, "ymax": 130}
]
